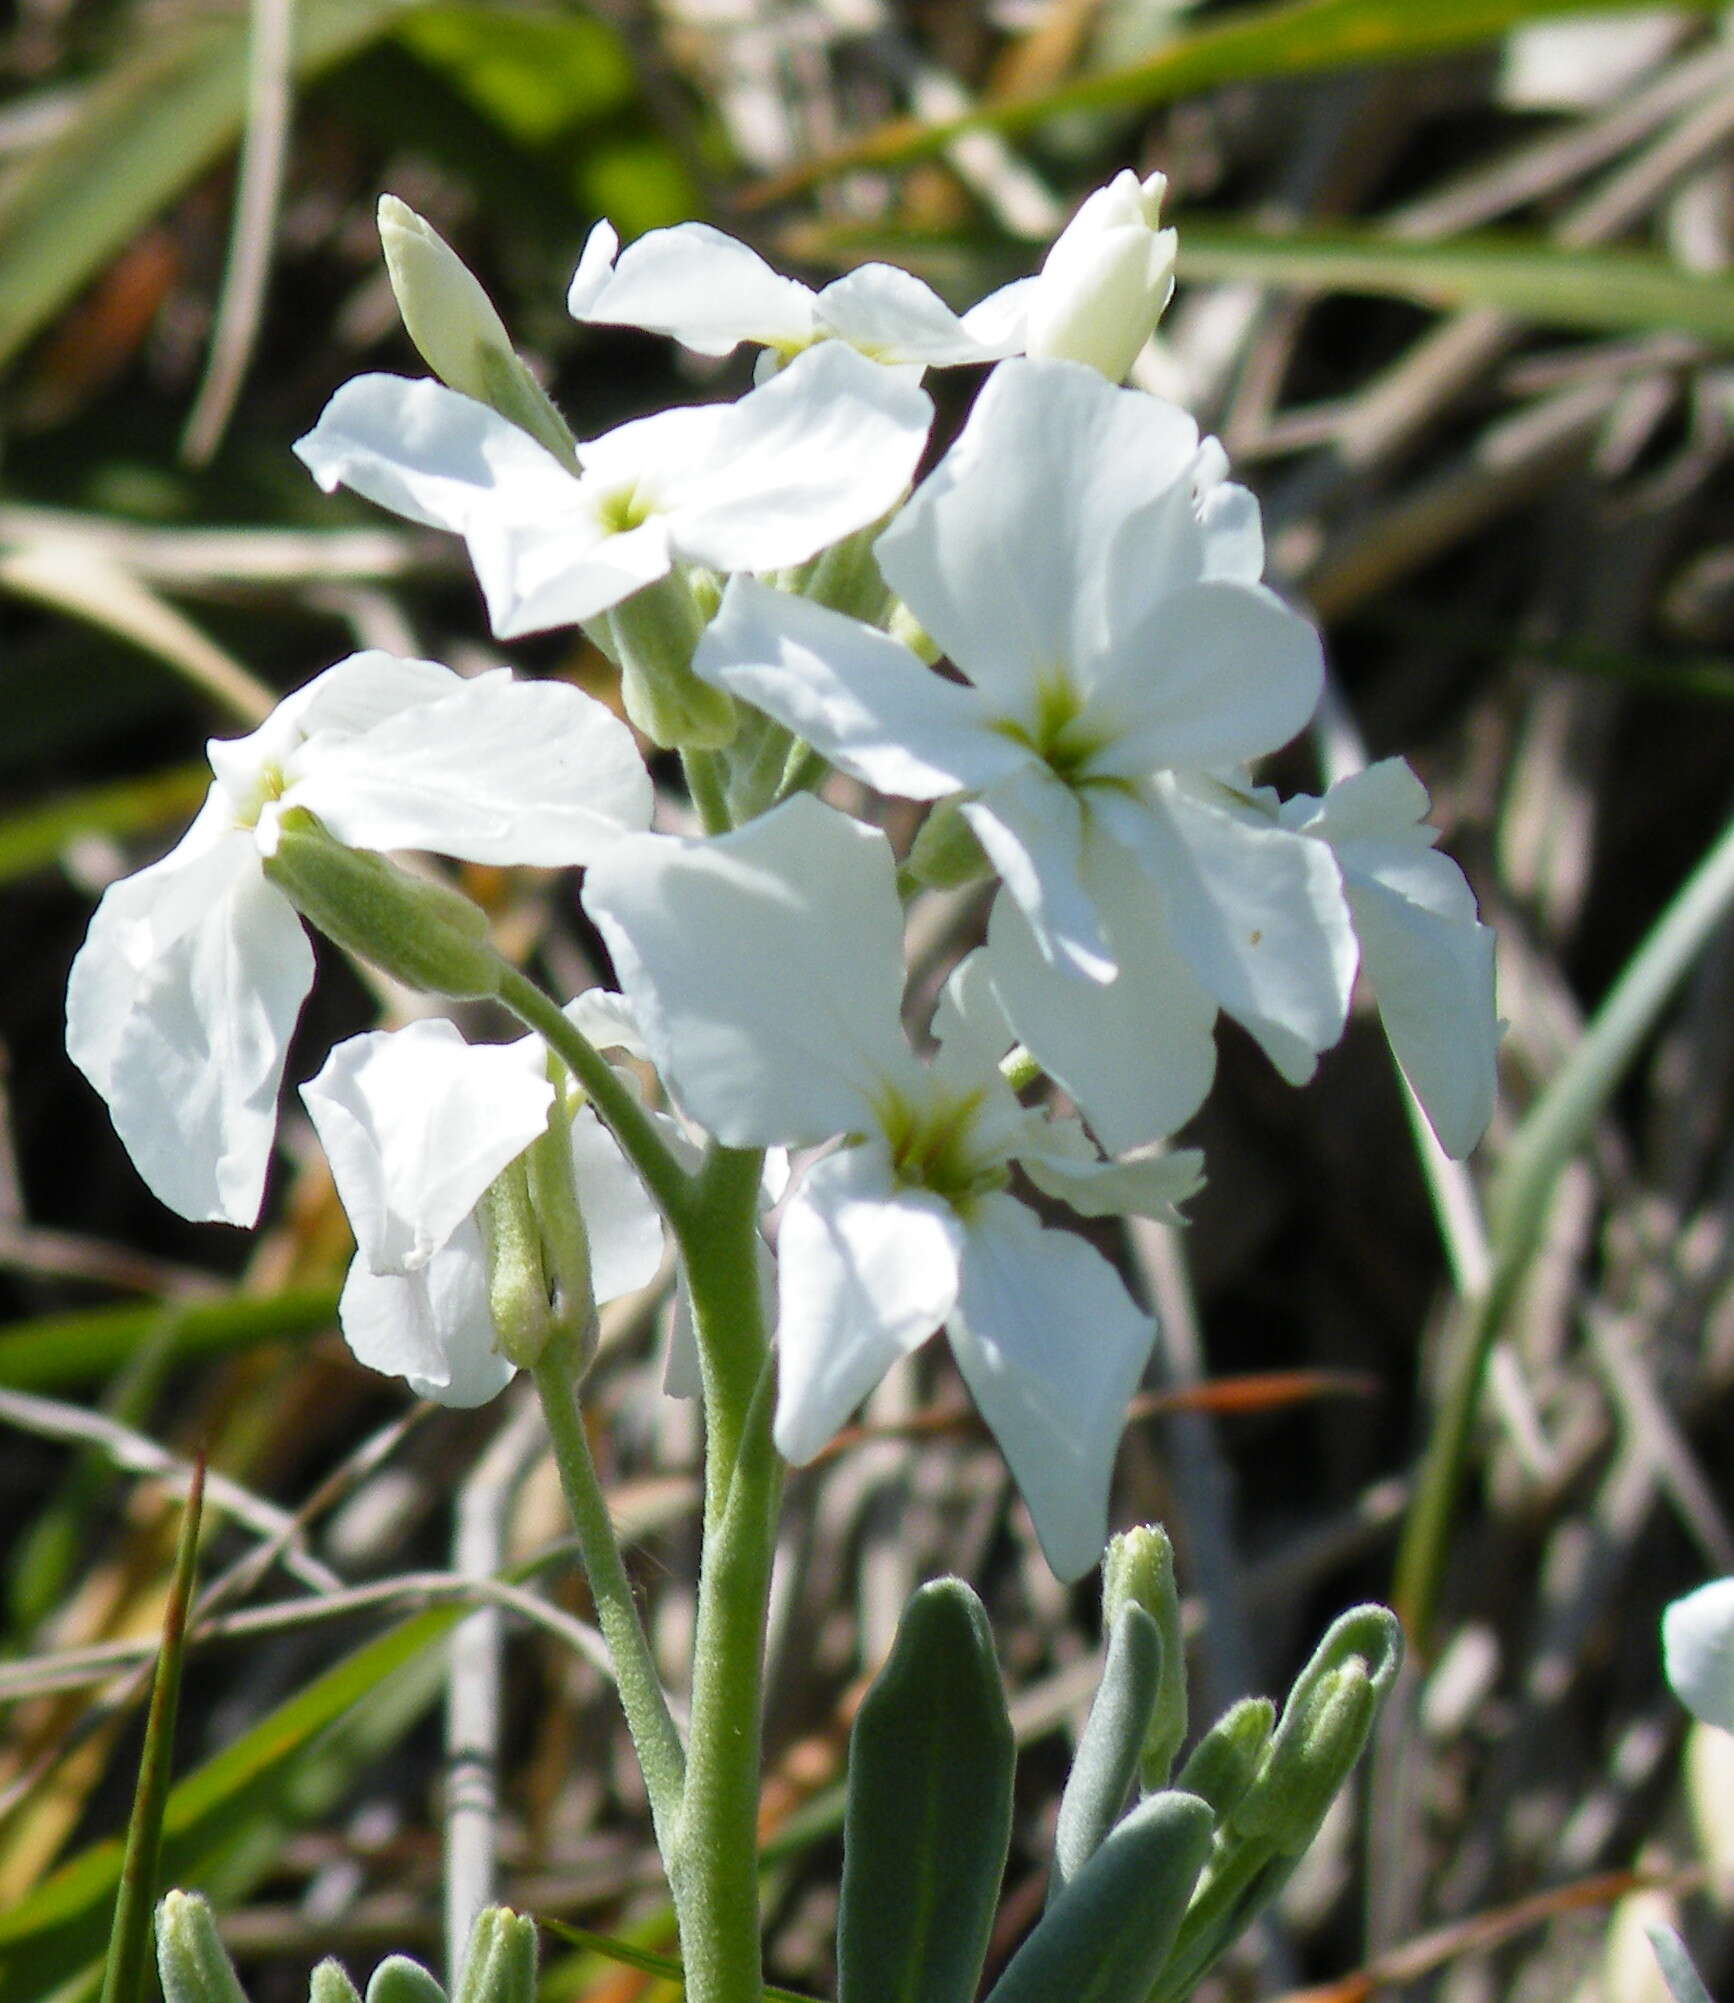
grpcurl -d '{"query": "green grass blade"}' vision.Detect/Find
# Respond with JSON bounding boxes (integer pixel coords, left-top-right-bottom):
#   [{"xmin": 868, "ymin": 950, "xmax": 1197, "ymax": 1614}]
[
  {"xmin": 535, "ymin": 1918, "xmax": 822, "ymax": 2003},
  {"xmin": 1395, "ymin": 806, "xmax": 1734, "ymax": 1647},
  {"xmin": 750, "ymin": 0, "xmax": 1724, "ymax": 189},
  {"xmin": 99, "ymin": 1456, "xmax": 204, "ymax": 2003},
  {"xmin": 0, "ymin": 0, "xmax": 420, "ymax": 370},
  {"xmin": 0, "ymin": 765, "xmax": 208, "ymax": 889},
  {"xmin": 0, "ymin": 1286, "xmax": 340, "ymax": 1393},
  {"xmin": 1175, "ymin": 226, "xmax": 1734, "ymax": 345}
]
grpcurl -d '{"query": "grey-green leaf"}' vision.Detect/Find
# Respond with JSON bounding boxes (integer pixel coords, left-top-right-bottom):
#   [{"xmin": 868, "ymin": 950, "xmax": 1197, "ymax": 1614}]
[
  {"xmin": 1050, "ymin": 1604, "xmax": 1163, "ymax": 1904},
  {"xmin": 985, "ymin": 1791, "xmax": 1214, "ymax": 2003},
  {"xmin": 836, "ymin": 1577, "xmax": 1015, "ymax": 2003}
]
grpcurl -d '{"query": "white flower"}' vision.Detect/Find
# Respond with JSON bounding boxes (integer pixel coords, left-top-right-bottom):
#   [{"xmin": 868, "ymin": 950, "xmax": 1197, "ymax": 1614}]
[
  {"xmin": 293, "ymin": 342, "xmax": 932, "ymax": 637},
  {"xmin": 65, "ymin": 652, "xmax": 651, "ymax": 1227},
  {"xmin": 969, "ymin": 170, "xmax": 1178, "ymax": 382},
  {"xmin": 583, "ymin": 794, "xmax": 1202, "ymax": 1581},
  {"xmin": 567, "ymin": 219, "xmax": 1023, "ymax": 373},
  {"xmin": 694, "ymin": 358, "xmax": 1355, "ymax": 1152},
  {"xmin": 1278, "ymin": 759, "xmax": 1498, "ymax": 1159},
  {"xmin": 1664, "ymin": 1577, "xmax": 1734, "ymax": 1733},
  {"xmin": 302, "ymin": 1006, "xmax": 664, "ymax": 1407}
]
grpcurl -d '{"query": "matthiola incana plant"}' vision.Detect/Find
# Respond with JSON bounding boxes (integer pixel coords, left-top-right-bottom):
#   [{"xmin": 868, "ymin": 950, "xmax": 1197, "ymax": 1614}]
[{"xmin": 66, "ymin": 183, "xmax": 1496, "ymax": 2003}]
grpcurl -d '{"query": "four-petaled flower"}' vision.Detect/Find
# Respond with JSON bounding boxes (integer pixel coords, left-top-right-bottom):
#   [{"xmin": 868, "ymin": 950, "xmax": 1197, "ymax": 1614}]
[{"xmin": 66, "ymin": 651, "xmax": 650, "ymax": 1225}]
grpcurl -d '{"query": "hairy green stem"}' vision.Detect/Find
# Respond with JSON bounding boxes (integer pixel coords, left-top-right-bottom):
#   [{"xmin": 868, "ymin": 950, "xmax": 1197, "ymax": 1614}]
[{"xmin": 681, "ymin": 747, "xmax": 734, "ymax": 837}]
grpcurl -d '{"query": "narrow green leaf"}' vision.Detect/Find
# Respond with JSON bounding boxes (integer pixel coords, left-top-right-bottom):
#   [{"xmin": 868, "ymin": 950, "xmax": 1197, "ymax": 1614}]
[
  {"xmin": 0, "ymin": 1285, "xmax": 339, "ymax": 1392},
  {"xmin": 535, "ymin": 1918, "xmax": 822, "ymax": 2003},
  {"xmin": 1051, "ymin": 1605, "xmax": 1162, "ymax": 1903},
  {"xmin": 100, "ymin": 1455, "xmax": 205, "ymax": 2003},
  {"xmin": 0, "ymin": 763, "xmax": 206, "ymax": 887},
  {"xmin": 751, "ymin": 0, "xmax": 1723, "ymax": 189},
  {"xmin": 984, "ymin": 1791, "xmax": 1214, "ymax": 2003},
  {"xmin": 0, "ymin": 0, "xmax": 423, "ymax": 368},
  {"xmin": 837, "ymin": 1578, "xmax": 1015, "ymax": 2003},
  {"xmin": 1176, "ymin": 226, "xmax": 1734, "ymax": 346}
]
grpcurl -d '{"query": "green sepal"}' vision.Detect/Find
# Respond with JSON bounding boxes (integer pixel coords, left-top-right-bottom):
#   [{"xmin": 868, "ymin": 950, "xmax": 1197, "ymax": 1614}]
[
  {"xmin": 907, "ymin": 797, "xmax": 991, "ymax": 890},
  {"xmin": 453, "ymin": 1907, "xmax": 537, "ymax": 2003},
  {"xmin": 779, "ymin": 518, "xmax": 894, "ymax": 624},
  {"xmin": 606, "ymin": 574, "xmax": 736, "ymax": 751},
  {"xmin": 154, "ymin": 1891, "xmax": 248, "ymax": 2003},
  {"xmin": 836, "ymin": 1577, "xmax": 1015, "ymax": 2003},
  {"xmin": 1102, "ymin": 1526, "xmax": 1187, "ymax": 1790},
  {"xmin": 984, "ymin": 1790, "xmax": 1214, "ymax": 2003},
  {"xmin": 1174, "ymin": 1696, "xmax": 1274, "ymax": 1822},
  {"xmin": 262, "ymin": 812, "xmax": 499, "ymax": 999},
  {"xmin": 310, "ymin": 1961, "xmax": 365, "ymax": 2003},
  {"xmin": 475, "ymin": 1157, "xmax": 551, "ymax": 1371},
  {"xmin": 363, "ymin": 1956, "xmax": 447, "ymax": 2003},
  {"xmin": 1050, "ymin": 1603, "xmax": 1162, "ymax": 1904}
]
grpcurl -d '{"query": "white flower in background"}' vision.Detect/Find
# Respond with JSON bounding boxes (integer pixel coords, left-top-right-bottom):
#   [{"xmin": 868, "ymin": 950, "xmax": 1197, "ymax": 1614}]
[
  {"xmin": 695, "ymin": 358, "xmax": 1355, "ymax": 1153},
  {"xmin": 966, "ymin": 170, "xmax": 1178, "ymax": 383},
  {"xmin": 583, "ymin": 793, "xmax": 1203, "ymax": 1581},
  {"xmin": 294, "ymin": 342, "xmax": 932, "ymax": 637},
  {"xmin": 1278, "ymin": 760, "xmax": 1498, "ymax": 1159},
  {"xmin": 302, "ymin": 1003, "xmax": 663, "ymax": 1406},
  {"xmin": 567, "ymin": 219, "xmax": 1023, "ymax": 374},
  {"xmin": 66, "ymin": 652, "xmax": 650, "ymax": 1227},
  {"xmin": 1664, "ymin": 1577, "xmax": 1734, "ymax": 1733}
]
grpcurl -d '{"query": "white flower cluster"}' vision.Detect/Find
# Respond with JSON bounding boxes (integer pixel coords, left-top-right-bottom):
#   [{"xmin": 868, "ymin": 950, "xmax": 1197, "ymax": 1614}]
[{"xmin": 66, "ymin": 179, "xmax": 1497, "ymax": 1578}]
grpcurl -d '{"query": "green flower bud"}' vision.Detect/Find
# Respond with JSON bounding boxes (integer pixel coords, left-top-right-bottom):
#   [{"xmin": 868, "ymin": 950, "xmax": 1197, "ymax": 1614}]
[
  {"xmin": 907, "ymin": 796, "xmax": 991, "ymax": 890},
  {"xmin": 1232, "ymin": 1660, "xmax": 1376, "ymax": 1853},
  {"xmin": 1176, "ymin": 1695, "xmax": 1275, "ymax": 1822},
  {"xmin": 363, "ymin": 1955, "xmax": 447, "ymax": 2003},
  {"xmin": 1103, "ymin": 1525, "xmax": 1187, "ymax": 1789},
  {"xmin": 155, "ymin": 1889, "xmax": 249, "ymax": 2003},
  {"xmin": 310, "ymin": 1961, "xmax": 365, "ymax": 2003},
  {"xmin": 475, "ymin": 1155, "xmax": 551, "ymax": 1371},
  {"xmin": 263, "ymin": 811, "xmax": 499, "ymax": 1000},
  {"xmin": 781, "ymin": 518, "xmax": 893, "ymax": 624},
  {"xmin": 453, "ymin": 1907, "xmax": 538, "ymax": 2003},
  {"xmin": 378, "ymin": 197, "xmax": 575, "ymax": 466},
  {"xmin": 605, "ymin": 574, "xmax": 736, "ymax": 751}
]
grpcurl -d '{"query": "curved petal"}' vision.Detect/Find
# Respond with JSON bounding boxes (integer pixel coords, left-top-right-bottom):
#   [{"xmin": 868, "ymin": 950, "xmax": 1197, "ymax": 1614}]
[
  {"xmin": 295, "ymin": 669, "xmax": 652, "ymax": 863},
  {"xmin": 957, "ymin": 275, "xmax": 1036, "ymax": 354},
  {"xmin": 338, "ymin": 1221, "xmax": 516, "ymax": 1407},
  {"xmin": 301, "ymin": 1020, "xmax": 553, "ymax": 1274},
  {"xmin": 570, "ymin": 221, "xmax": 816, "ymax": 354},
  {"xmin": 1192, "ymin": 439, "xmax": 1265, "ymax": 583},
  {"xmin": 477, "ymin": 510, "xmax": 672, "ymax": 636},
  {"xmin": 773, "ymin": 1145, "xmax": 964, "ymax": 1463},
  {"xmin": 1123, "ymin": 780, "xmax": 1357, "ymax": 1084},
  {"xmin": 875, "ymin": 359, "xmax": 1201, "ymax": 702},
  {"xmin": 1020, "ymin": 1137, "xmax": 1206, "ymax": 1225},
  {"xmin": 565, "ymin": 219, "xmax": 620, "ymax": 318},
  {"xmin": 694, "ymin": 577, "xmax": 1022, "ymax": 801},
  {"xmin": 985, "ymin": 863, "xmax": 1219, "ymax": 1153},
  {"xmin": 569, "ymin": 1103, "xmax": 666, "ymax": 1302},
  {"xmin": 582, "ymin": 795, "xmax": 915, "ymax": 1147},
  {"xmin": 87, "ymin": 852, "xmax": 312, "ymax": 1226},
  {"xmin": 664, "ymin": 343, "xmax": 932, "ymax": 574},
  {"xmin": 814, "ymin": 263, "xmax": 998, "ymax": 365},
  {"xmin": 1665, "ymin": 1578, "xmax": 1734, "ymax": 1732},
  {"xmin": 949, "ymin": 1194, "xmax": 1155, "ymax": 1581},
  {"xmin": 965, "ymin": 767, "xmax": 1113, "ymax": 981}
]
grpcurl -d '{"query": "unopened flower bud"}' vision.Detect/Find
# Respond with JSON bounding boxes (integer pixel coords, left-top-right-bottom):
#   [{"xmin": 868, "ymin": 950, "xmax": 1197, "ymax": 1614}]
[
  {"xmin": 1103, "ymin": 1524, "xmax": 1187, "ymax": 1789},
  {"xmin": 606, "ymin": 574, "xmax": 736, "ymax": 750},
  {"xmin": 155, "ymin": 1890, "xmax": 248, "ymax": 2003},
  {"xmin": 1176, "ymin": 1695, "xmax": 1275, "ymax": 1822},
  {"xmin": 454, "ymin": 1906, "xmax": 538, "ymax": 2003},
  {"xmin": 379, "ymin": 197, "xmax": 575, "ymax": 465},
  {"xmin": 476, "ymin": 1156, "xmax": 552, "ymax": 1371},
  {"xmin": 262, "ymin": 810, "xmax": 500, "ymax": 999},
  {"xmin": 1025, "ymin": 170, "xmax": 1177, "ymax": 383},
  {"xmin": 1232, "ymin": 1659, "xmax": 1376, "ymax": 1853},
  {"xmin": 363, "ymin": 1955, "xmax": 448, "ymax": 2003},
  {"xmin": 311, "ymin": 1962, "xmax": 365, "ymax": 2003}
]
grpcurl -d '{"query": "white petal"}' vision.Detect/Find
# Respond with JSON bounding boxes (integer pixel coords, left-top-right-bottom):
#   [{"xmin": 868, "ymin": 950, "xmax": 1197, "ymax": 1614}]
[
  {"xmin": 814, "ymin": 263, "xmax": 997, "ymax": 365},
  {"xmin": 1281, "ymin": 756, "xmax": 1433, "ymax": 847},
  {"xmin": 957, "ymin": 276, "xmax": 1036, "ymax": 353},
  {"xmin": 661, "ymin": 343, "xmax": 932, "ymax": 574},
  {"xmin": 569, "ymin": 1103, "xmax": 666, "ymax": 1303},
  {"xmin": 1124, "ymin": 780, "xmax": 1357, "ymax": 1084},
  {"xmin": 1192, "ymin": 439, "xmax": 1265, "ymax": 583},
  {"xmin": 965, "ymin": 768, "xmax": 1114, "ymax": 981},
  {"xmin": 949, "ymin": 1194, "xmax": 1155, "ymax": 1581},
  {"xmin": 565, "ymin": 219, "xmax": 620, "ymax": 318},
  {"xmin": 570, "ymin": 221, "xmax": 815, "ymax": 354},
  {"xmin": 694, "ymin": 577, "xmax": 1021, "ymax": 801},
  {"xmin": 1665, "ymin": 1579, "xmax": 1734, "ymax": 1732},
  {"xmin": 985, "ymin": 863, "xmax": 1219, "ymax": 1153},
  {"xmin": 294, "ymin": 668, "xmax": 651, "ymax": 863},
  {"xmin": 69, "ymin": 837, "xmax": 311, "ymax": 1226},
  {"xmin": 1020, "ymin": 1138, "xmax": 1206, "ymax": 1225},
  {"xmin": 301, "ymin": 1020, "xmax": 553, "ymax": 1274},
  {"xmin": 773, "ymin": 1145, "xmax": 964, "ymax": 1463},
  {"xmin": 564, "ymin": 986, "xmax": 650, "ymax": 1062},
  {"xmin": 1096, "ymin": 580, "xmax": 1323, "ymax": 776},
  {"xmin": 338, "ymin": 1221, "xmax": 515, "ymax": 1407},
  {"xmin": 875, "ymin": 359, "xmax": 1202, "ymax": 703},
  {"xmin": 582, "ymin": 795, "xmax": 916, "ymax": 1147}
]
